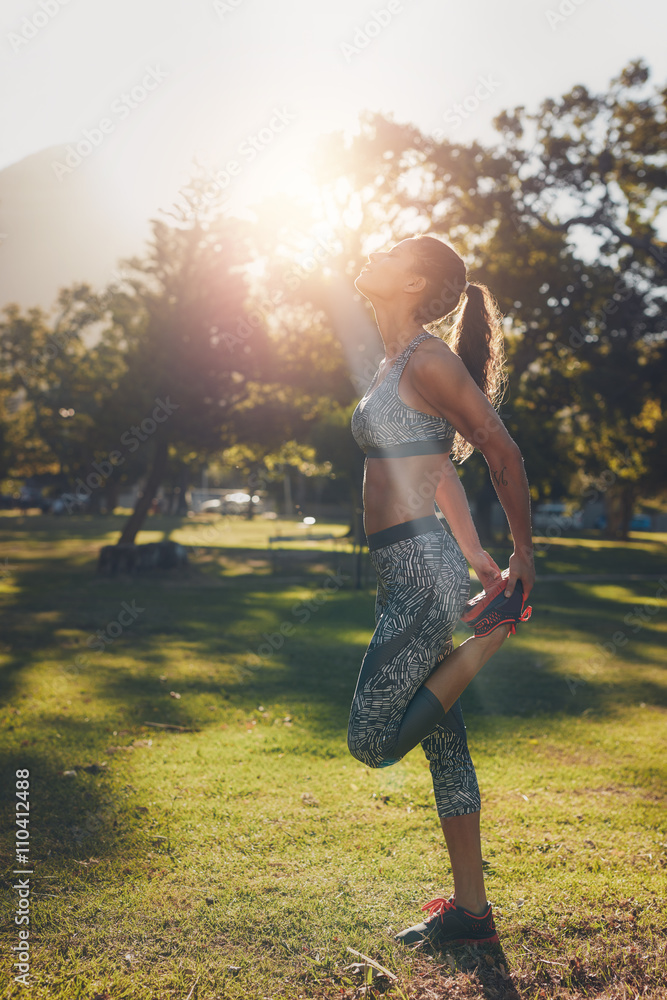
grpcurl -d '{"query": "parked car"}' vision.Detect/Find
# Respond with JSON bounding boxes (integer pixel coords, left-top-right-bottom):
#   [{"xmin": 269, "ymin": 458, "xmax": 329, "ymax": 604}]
[
  {"xmin": 595, "ymin": 513, "xmax": 652, "ymax": 531},
  {"xmin": 17, "ymin": 488, "xmax": 50, "ymax": 512},
  {"xmin": 46, "ymin": 497, "xmax": 67, "ymax": 514},
  {"xmin": 532, "ymin": 503, "xmax": 583, "ymax": 532},
  {"xmin": 222, "ymin": 492, "xmax": 252, "ymax": 514},
  {"xmin": 197, "ymin": 493, "xmax": 264, "ymax": 515},
  {"xmin": 44, "ymin": 493, "xmax": 91, "ymax": 514},
  {"xmin": 199, "ymin": 498, "xmax": 223, "ymax": 514}
]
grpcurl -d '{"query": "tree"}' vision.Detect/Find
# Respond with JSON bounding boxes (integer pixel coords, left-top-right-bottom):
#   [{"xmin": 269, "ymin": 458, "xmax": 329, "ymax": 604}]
[
  {"xmin": 294, "ymin": 62, "xmax": 666, "ymax": 539},
  {"xmin": 488, "ymin": 58, "xmax": 667, "ymax": 536},
  {"xmin": 0, "ymin": 295, "xmax": 133, "ymax": 509},
  {"xmin": 93, "ymin": 185, "xmax": 284, "ymax": 544}
]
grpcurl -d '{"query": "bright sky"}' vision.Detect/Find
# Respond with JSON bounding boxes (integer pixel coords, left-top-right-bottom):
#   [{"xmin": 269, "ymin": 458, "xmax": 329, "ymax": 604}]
[{"xmin": 2, "ymin": 0, "xmax": 666, "ymax": 220}]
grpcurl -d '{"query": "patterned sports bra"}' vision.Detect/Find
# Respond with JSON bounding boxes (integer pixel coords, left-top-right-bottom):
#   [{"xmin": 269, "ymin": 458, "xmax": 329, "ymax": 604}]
[{"xmin": 351, "ymin": 330, "xmax": 457, "ymax": 458}]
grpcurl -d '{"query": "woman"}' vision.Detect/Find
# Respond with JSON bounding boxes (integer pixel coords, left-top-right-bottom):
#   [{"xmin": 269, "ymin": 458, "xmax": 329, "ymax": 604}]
[{"xmin": 347, "ymin": 234, "xmax": 535, "ymax": 948}]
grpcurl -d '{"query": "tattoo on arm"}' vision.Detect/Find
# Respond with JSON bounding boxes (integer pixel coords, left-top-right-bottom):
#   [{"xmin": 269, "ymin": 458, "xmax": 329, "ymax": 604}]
[{"xmin": 493, "ymin": 467, "xmax": 508, "ymax": 487}]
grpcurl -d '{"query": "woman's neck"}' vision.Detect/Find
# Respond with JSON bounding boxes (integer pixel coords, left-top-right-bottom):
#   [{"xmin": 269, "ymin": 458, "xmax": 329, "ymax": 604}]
[{"xmin": 372, "ymin": 301, "xmax": 426, "ymax": 360}]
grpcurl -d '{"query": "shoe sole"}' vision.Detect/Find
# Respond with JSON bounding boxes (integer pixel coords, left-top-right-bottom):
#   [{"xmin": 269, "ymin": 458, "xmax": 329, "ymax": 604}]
[
  {"xmin": 448, "ymin": 932, "xmax": 500, "ymax": 946},
  {"xmin": 462, "ymin": 581, "xmax": 530, "ymax": 636},
  {"xmin": 397, "ymin": 931, "xmax": 500, "ymax": 947},
  {"xmin": 471, "ymin": 612, "xmax": 525, "ymax": 637}
]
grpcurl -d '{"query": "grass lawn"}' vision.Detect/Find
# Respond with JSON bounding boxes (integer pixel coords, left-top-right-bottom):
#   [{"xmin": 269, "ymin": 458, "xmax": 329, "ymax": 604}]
[{"xmin": 1, "ymin": 513, "xmax": 666, "ymax": 999}]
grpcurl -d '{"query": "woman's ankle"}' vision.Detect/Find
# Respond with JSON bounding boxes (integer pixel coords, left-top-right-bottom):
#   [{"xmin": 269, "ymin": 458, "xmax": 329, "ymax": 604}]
[{"xmin": 454, "ymin": 894, "xmax": 488, "ymax": 916}]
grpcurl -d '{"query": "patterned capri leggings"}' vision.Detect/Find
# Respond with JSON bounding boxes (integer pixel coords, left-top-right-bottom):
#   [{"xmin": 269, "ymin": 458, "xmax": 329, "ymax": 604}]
[{"xmin": 347, "ymin": 514, "xmax": 482, "ymax": 818}]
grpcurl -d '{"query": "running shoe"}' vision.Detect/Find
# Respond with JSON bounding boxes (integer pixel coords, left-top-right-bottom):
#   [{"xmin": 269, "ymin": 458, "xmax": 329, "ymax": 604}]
[
  {"xmin": 395, "ymin": 897, "xmax": 499, "ymax": 947},
  {"xmin": 461, "ymin": 568, "xmax": 532, "ymax": 637}
]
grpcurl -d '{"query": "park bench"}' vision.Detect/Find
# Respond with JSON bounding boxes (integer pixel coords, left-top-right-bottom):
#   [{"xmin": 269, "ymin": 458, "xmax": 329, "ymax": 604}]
[
  {"xmin": 97, "ymin": 540, "xmax": 189, "ymax": 575},
  {"xmin": 267, "ymin": 530, "xmax": 351, "ymax": 573}
]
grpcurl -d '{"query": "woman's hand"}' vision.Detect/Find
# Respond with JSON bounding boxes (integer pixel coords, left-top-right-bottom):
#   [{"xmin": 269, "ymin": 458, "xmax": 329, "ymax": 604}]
[
  {"xmin": 505, "ymin": 548, "xmax": 536, "ymax": 602},
  {"xmin": 468, "ymin": 550, "xmax": 503, "ymax": 593}
]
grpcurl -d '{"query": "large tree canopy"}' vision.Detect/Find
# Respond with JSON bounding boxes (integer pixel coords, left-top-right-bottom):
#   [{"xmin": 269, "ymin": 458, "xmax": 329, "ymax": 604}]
[
  {"xmin": 1, "ymin": 59, "xmax": 664, "ymax": 543},
  {"xmin": 268, "ymin": 59, "xmax": 666, "ymax": 538}
]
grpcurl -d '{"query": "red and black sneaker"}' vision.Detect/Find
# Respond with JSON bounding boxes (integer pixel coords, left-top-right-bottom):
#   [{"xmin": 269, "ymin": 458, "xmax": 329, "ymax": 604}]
[
  {"xmin": 461, "ymin": 568, "xmax": 532, "ymax": 637},
  {"xmin": 395, "ymin": 897, "xmax": 499, "ymax": 947}
]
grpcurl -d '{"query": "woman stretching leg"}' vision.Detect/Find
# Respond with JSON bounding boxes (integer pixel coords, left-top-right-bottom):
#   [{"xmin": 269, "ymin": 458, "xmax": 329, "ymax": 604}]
[{"xmin": 347, "ymin": 235, "xmax": 535, "ymax": 947}]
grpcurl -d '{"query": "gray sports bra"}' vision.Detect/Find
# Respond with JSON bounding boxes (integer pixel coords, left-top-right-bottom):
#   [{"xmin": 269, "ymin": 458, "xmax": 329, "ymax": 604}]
[{"xmin": 351, "ymin": 330, "xmax": 457, "ymax": 458}]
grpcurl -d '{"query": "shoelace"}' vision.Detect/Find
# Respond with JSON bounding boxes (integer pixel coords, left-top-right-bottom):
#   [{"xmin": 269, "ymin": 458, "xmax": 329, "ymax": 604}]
[
  {"xmin": 507, "ymin": 603, "xmax": 533, "ymax": 635},
  {"xmin": 421, "ymin": 897, "xmax": 457, "ymax": 920}
]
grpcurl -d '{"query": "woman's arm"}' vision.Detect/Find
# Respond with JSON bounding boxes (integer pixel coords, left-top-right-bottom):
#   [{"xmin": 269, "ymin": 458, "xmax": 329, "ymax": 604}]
[
  {"xmin": 434, "ymin": 459, "xmax": 503, "ymax": 592},
  {"xmin": 410, "ymin": 342, "xmax": 535, "ymax": 600}
]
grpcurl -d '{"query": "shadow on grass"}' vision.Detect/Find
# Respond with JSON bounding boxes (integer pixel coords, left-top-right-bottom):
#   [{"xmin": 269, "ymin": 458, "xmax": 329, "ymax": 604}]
[
  {"xmin": 2, "ymin": 543, "xmax": 666, "ymax": 725},
  {"xmin": 1, "ymin": 529, "xmax": 666, "ymax": 881},
  {"xmin": 442, "ymin": 941, "xmax": 522, "ymax": 1000},
  {"xmin": 463, "ymin": 577, "xmax": 667, "ymax": 718},
  {"xmin": 333, "ymin": 940, "xmax": 524, "ymax": 1000}
]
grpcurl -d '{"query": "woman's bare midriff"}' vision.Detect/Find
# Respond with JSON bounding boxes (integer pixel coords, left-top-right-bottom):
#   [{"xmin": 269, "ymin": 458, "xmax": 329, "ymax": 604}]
[{"xmin": 362, "ymin": 452, "xmax": 451, "ymax": 535}]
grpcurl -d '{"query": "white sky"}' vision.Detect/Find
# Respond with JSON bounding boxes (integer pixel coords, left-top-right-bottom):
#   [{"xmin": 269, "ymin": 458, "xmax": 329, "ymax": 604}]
[{"xmin": 2, "ymin": 0, "xmax": 666, "ymax": 219}]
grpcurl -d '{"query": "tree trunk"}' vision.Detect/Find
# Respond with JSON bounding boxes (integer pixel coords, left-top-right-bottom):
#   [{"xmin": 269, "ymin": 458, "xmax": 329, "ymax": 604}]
[
  {"xmin": 245, "ymin": 465, "xmax": 257, "ymax": 520},
  {"xmin": 117, "ymin": 437, "xmax": 169, "ymax": 545},
  {"xmin": 603, "ymin": 483, "xmax": 637, "ymax": 541},
  {"xmin": 175, "ymin": 465, "xmax": 190, "ymax": 515},
  {"xmin": 104, "ymin": 479, "xmax": 120, "ymax": 515},
  {"xmin": 87, "ymin": 488, "xmax": 104, "ymax": 515},
  {"xmin": 283, "ymin": 470, "xmax": 293, "ymax": 517}
]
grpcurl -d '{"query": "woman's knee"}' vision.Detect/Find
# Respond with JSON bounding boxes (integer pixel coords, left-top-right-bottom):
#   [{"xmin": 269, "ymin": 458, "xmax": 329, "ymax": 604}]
[
  {"xmin": 346, "ymin": 726, "xmax": 368, "ymax": 763},
  {"xmin": 347, "ymin": 730, "xmax": 397, "ymax": 769}
]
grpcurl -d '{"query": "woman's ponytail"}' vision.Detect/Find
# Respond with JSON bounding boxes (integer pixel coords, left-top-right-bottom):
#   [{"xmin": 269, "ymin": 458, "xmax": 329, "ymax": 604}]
[
  {"xmin": 411, "ymin": 235, "xmax": 507, "ymax": 462},
  {"xmin": 446, "ymin": 282, "xmax": 507, "ymax": 461}
]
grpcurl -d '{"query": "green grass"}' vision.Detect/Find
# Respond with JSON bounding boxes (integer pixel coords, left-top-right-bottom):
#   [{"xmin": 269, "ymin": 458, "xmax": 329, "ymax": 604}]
[{"xmin": 1, "ymin": 514, "xmax": 666, "ymax": 999}]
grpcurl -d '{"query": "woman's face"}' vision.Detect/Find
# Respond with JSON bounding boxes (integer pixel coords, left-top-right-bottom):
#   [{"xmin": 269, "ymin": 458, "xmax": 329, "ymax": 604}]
[{"xmin": 354, "ymin": 238, "xmax": 424, "ymax": 301}]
